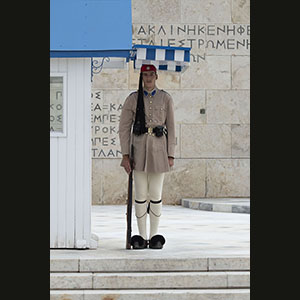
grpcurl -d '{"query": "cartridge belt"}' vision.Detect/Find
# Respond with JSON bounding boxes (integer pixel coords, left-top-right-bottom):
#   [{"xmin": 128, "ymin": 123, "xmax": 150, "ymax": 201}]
[{"xmin": 145, "ymin": 126, "xmax": 167, "ymax": 137}]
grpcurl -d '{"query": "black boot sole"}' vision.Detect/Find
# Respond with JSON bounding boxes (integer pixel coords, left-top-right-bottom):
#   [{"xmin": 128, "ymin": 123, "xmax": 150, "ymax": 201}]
[
  {"xmin": 149, "ymin": 241, "xmax": 163, "ymax": 249},
  {"xmin": 132, "ymin": 242, "xmax": 147, "ymax": 249}
]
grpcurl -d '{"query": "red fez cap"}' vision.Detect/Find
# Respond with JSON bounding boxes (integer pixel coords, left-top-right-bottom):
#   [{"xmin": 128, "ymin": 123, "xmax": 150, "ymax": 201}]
[{"xmin": 141, "ymin": 64, "xmax": 157, "ymax": 73}]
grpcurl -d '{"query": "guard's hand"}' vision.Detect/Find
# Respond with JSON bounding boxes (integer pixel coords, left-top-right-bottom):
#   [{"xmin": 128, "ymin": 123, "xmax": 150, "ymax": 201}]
[
  {"xmin": 168, "ymin": 157, "xmax": 174, "ymax": 168},
  {"xmin": 121, "ymin": 155, "xmax": 132, "ymax": 174}
]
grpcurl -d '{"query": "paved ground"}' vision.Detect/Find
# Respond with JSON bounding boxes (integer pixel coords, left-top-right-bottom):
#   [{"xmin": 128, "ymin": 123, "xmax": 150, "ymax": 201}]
[
  {"xmin": 92, "ymin": 205, "xmax": 249, "ymax": 257},
  {"xmin": 50, "ymin": 205, "xmax": 250, "ymax": 259}
]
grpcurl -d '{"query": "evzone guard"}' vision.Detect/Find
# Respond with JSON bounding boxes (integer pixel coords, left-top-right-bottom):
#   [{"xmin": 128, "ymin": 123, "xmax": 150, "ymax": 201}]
[{"xmin": 119, "ymin": 64, "xmax": 175, "ymax": 249}]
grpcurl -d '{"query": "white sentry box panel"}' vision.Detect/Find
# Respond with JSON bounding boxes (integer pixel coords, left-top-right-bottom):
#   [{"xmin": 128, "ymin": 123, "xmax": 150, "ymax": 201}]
[{"xmin": 50, "ymin": 58, "xmax": 96, "ymax": 249}]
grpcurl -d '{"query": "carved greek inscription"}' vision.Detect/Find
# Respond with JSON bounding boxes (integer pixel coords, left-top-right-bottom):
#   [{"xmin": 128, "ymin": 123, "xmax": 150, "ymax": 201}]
[
  {"xmin": 50, "ymin": 77, "xmax": 64, "ymax": 133},
  {"xmin": 133, "ymin": 23, "xmax": 250, "ymax": 60},
  {"xmin": 91, "ymin": 90, "xmax": 122, "ymax": 159}
]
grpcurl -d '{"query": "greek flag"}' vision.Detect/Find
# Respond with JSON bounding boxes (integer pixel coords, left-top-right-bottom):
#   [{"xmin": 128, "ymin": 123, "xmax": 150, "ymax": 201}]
[{"xmin": 132, "ymin": 45, "xmax": 190, "ymax": 73}]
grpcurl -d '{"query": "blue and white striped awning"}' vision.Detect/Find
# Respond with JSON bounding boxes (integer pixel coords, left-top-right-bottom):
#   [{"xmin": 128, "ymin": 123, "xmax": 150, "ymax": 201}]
[{"xmin": 132, "ymin": 45, "xmax": 191, "ymax": 73}]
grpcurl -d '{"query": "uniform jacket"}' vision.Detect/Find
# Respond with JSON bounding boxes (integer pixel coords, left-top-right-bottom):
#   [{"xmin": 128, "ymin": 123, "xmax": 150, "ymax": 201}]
[{"xmin": 119, "ymin": 87, "xmax": 175, "ymax": 173}]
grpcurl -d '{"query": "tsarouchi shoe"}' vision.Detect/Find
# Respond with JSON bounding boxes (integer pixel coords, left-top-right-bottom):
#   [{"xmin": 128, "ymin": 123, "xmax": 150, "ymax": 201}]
[
  {"xmin": 130, "ymin": 235, "xmax": 148, "ymax": 249},
  {"xmin": 149, "ymin": 234, "xmax": 165, "ymax": 249}
]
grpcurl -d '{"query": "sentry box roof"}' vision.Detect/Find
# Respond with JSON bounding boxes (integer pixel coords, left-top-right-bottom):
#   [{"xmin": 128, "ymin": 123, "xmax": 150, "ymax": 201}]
[
  {"xmin": 50, "ymin": 0, "xmax": 132, "ymax": 58},
  {"xmin": 50, "ymin": 0, "xmax": 191, "ymax": 73}
]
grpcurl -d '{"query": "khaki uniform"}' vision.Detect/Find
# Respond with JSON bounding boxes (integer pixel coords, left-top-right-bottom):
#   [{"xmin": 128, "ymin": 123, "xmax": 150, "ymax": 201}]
[{"xmin": 119, "ymin": 87, "xmax": 175, "ymax": 173}]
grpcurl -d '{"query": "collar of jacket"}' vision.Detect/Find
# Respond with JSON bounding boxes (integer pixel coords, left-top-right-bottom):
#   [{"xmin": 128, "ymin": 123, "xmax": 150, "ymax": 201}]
[{"xmin": 144, "ymin": 88, "xmax": 157, "ymax": 97}]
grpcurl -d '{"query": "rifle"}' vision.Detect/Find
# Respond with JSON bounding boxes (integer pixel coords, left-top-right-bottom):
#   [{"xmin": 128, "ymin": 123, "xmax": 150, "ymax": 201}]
[{"xmin": 125, "ymin": 144, "xmax": 134, "ymax": 249}]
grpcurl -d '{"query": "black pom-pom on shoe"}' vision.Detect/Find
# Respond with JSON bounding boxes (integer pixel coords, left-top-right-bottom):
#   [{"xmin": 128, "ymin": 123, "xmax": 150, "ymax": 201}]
[
  {"xmin": 149, "ymin": 235, "xmax": 166, "ymax": 249},
  {"xmin": 130, "ymin": 235, "xmax": 148, "ymax": 249}
]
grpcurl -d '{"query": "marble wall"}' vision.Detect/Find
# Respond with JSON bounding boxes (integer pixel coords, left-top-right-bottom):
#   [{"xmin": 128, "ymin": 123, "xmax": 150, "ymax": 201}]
[{"xmin": 91, "ymin": 0, "xmax": 250, "ymax": 205}]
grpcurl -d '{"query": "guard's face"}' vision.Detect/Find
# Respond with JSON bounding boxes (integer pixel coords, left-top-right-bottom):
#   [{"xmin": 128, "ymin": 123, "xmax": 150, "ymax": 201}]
[{"xmin": 142, "ymin": 71, "xmax": 157, "ymax": 90}]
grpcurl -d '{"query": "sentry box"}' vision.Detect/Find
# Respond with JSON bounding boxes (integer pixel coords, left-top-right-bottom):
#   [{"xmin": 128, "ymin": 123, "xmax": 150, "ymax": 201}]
[{"xmin": 50, "ymin": 0, "xmax": 190, "ymax": 249}]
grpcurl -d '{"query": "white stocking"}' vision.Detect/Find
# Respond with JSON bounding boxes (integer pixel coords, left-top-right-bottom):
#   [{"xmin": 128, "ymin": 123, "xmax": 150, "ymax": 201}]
[
  {"xmin": 134, "ymin": 200, "xmax": 147, "ymax": 240},
  {"xmin": 149, "ymin": 199, "xmax": 162, "ymax": 239}
]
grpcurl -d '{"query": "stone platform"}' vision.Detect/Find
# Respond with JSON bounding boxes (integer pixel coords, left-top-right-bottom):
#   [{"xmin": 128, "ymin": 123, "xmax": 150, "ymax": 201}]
[
  {"xmin": 181, "ymin": 198, "xmax": 250, "ymax": 214},
  {"xmin": 50, "ymin": 205, "xmax": 250, "ymax": 299}
]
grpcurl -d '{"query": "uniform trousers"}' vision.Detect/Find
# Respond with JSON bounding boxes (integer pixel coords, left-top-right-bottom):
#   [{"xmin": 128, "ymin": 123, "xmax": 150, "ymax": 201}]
[{"xmin": 133, "ymin": 170, "xmax": 165, "ymax": 240}]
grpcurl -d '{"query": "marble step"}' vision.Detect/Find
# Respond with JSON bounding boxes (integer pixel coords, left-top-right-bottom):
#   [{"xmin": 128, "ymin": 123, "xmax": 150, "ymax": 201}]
[
  {"xmin": 50, "ymin": 289, "xmax": 250, "ymax": 300},
  {"xmin": 50, "ymin": 271, "xmax": 250, "ymax": 290},
  {"xmin": 181, "ymin": 198, "xmax": 250, "ymax": 214},
  {"xmin": 50, "ymin": 256, "xmax": 250, "ymax": 272}
]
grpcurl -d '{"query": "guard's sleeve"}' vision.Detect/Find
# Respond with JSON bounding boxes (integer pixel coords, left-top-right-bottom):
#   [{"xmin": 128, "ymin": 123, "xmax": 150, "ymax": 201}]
[
  {"xmin": 118, "ymin": 95, "xmax": 134, "ymax": 156},
  {"xmin": 165, "ymin": 94, "xmax": 176, "ymax": 158}
]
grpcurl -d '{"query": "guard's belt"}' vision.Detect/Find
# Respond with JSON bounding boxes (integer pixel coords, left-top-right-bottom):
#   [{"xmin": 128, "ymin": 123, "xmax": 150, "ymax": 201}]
[{"xmin": 144, "ymin": 126, "xmax": 167, "ymax": 137}]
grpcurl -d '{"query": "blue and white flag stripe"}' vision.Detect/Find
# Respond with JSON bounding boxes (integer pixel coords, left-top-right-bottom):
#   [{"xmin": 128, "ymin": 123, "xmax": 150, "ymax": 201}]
[{"xmin": 132, "ymin": 45, "xmax": 190, "ymax": 72}]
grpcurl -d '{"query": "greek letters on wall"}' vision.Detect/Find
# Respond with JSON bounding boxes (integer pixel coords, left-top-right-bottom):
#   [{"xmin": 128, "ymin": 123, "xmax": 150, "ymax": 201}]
[
  {"xmin": 133, "ymin": 23, "xmax": 250, "ymax": 60},
  {"xmin": 50, "ymin": 76, "xmax": 64, "ymax": 133},
  {"xmin": 91, "ymin": 90, "xmax": 123, "ymax": 158}
]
